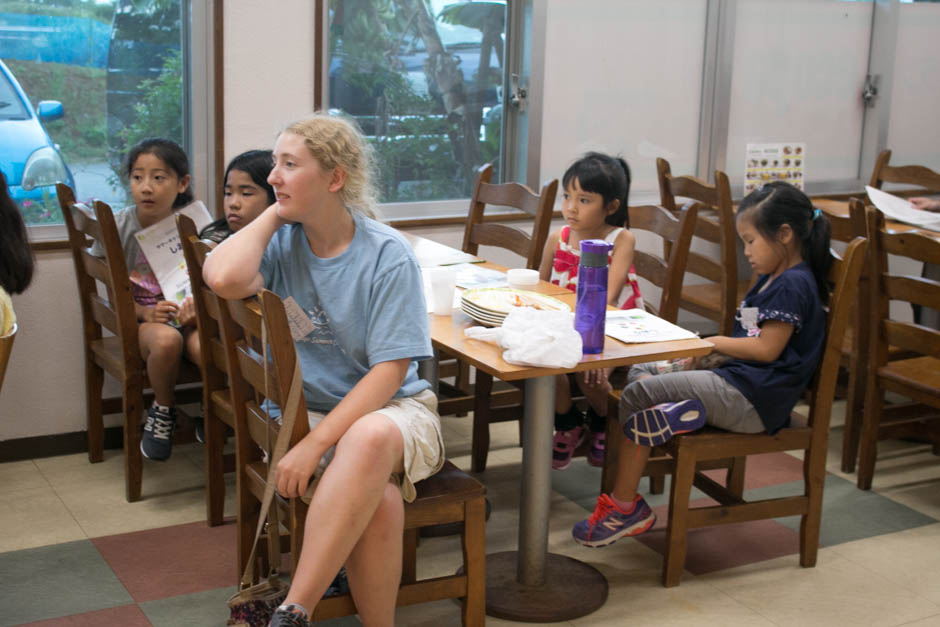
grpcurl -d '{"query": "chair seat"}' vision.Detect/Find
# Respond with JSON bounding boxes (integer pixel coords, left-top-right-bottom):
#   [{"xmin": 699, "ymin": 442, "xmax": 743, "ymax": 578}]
[
  {"xmin": 210, "ymin": 388, "xmax": 235, "ymax": 427},
  {"xmin": 879, "ymin": 356, "xmax": 940, "ymax": 403},
  {"xmin": 663, "ymin": 425, "xmax": 813, "ymax": 459},
  {"xmin": 679, "ymin": 282, "xmax": 749, "ymax": 319}
]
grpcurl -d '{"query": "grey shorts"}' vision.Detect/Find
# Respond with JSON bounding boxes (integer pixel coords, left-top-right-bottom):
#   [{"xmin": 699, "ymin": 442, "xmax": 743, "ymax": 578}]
[
  {"xmin": 619, "ymin": 363, "xmax": 765, "ymax": 434},
  {"xmin": 306, "ymin": 388, "xmax": 445, "ymax": 503}
]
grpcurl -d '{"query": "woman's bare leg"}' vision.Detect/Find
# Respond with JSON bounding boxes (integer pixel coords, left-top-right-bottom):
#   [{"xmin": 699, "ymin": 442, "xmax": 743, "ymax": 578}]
[{"xmin": 284, "ymin": 413, "xmax": 405, "ymax": 618}]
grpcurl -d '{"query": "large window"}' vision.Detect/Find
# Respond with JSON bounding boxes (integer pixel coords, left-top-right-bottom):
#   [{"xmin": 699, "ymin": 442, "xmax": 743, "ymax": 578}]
[
  {"xmin": 328, "ymin": 0, "xmax": 507, "ymax": 204},
  {"xmin": 1, "ymin": 0, "xmax": 190, "ymax": 227}
]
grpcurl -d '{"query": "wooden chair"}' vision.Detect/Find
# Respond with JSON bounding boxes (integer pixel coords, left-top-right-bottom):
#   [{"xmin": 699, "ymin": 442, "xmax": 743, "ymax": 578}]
[
  {"xmin": 441, "ymin": 162, "xmax": 559, "ymax": 473},
  {"xmin": 869, "ymin": 149, "xmax": 940, "ymax": 193},
  {"xmin": 220, "ymin": 288, "xmax": 487, "ymax": 624},
  {"xmin": 600, "ymin": 203, "xmax": 700, "ymax": 494},
  {"xmin": 856, "ymin": 207, "xmax": 940, "ymax": 490},
  {"xmin": 177, "ymin": 214, "xmax": 236, "ymax": 526},
  {"xmin": 0, "ymin": 323, "xmax": 16, "ymax": 396},
  {"xmin": 825, "ymin": 199, "xmax": 876, "ymax": 473},
  {"xmin": 58, "ymin": 184, "xmax": 201, "ymax": 502},
  {"xmin": 654, "ymin": 237, "xmax": 868, "ymax": 587},
  {"xmin": 657, "ymin": 157, "xmax": 742, "ymax": 335}
]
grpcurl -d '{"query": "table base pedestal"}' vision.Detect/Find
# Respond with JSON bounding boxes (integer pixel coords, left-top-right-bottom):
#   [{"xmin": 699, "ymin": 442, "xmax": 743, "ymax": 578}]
[{"xmin": 485, "ymin": 551, "xmax": 608, "ymax": 622}]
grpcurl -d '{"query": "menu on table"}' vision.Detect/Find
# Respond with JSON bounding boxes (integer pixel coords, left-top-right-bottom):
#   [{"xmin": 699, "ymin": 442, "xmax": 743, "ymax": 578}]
[
  {"xmin": 605, "ymin": 309, "xmax": 699, "ymax": 344},
  {"xmin": 745, "ymin": 143, "xmax": 805, "ymax": 194}
]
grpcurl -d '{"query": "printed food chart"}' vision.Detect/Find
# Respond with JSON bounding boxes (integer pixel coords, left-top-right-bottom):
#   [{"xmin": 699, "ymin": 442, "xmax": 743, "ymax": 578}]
[{"xmin": 745, "ymin": 142, "xmax": 805, "ymax": 193}]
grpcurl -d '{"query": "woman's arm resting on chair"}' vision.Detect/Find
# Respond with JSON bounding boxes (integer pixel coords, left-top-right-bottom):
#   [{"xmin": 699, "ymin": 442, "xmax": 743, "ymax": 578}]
[{"xmin": 203, "ymin": 204, "xmax": 285, "ymax": 299}]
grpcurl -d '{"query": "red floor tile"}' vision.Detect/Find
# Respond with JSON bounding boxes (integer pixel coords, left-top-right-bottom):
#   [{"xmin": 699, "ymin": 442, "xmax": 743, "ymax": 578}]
[
  {"xmin": 19, "ymin": 605, "xmax": 151, "ymax": 626},
  {"xmin": 635, "ymin": 498, "xmax": 801, "ymax": 575},
  {"xmin": 92, "ymin": 521, "xmax": 237, "ymax": 603},
  {"xmin": 701, "ymin": 451, "xmax": 805, "ymax": 491}
]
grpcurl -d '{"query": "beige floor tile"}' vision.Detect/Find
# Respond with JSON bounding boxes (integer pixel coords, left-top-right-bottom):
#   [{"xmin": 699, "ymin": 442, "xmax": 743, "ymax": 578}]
[
  {"xmin": 703, "ymin": 548, "xmax": 940, "ymax": 626},
  {"xmin": 0, "ymin": 459, "xmax": 50, "ymax": 496},
  {"xmin": 832, "ymin": 524, "xmax": 940, "ymax": 606},
  {"xmin": 897, "ymin": 614, "xmax": 940, "ymax": 627},
  {"xmin": 0, "ymin": 486, "xmax": 86, "ymax": 551},
  {"xmin": 50, "ymin": 449, "xmax": 215, "ymax": 537}
]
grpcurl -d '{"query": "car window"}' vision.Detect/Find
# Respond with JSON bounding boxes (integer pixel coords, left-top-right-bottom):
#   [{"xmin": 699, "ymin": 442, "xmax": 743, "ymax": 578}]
[{"xmin": 0, "ymin": 73, "xmax": 29, "ymax": 121}]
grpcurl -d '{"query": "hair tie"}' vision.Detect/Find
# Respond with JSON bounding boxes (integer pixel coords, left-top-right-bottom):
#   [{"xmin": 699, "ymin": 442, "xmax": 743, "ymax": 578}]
[{"xmin": 812, "ymin": 208, "xmax": 821, "ymax": 221}]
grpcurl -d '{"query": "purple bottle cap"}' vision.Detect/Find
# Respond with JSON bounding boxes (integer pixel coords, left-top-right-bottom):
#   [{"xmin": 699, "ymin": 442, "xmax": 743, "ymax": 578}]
[{"xmin": 580, "ymin": 239, "xmax": 613, "ymax": 267}]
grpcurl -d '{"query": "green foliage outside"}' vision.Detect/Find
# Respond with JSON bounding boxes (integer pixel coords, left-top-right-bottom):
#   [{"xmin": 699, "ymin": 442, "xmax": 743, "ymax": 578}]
[
  {"xmin": 115, "ymin": 48, "xmax": 183, "ymax": 158},
  {"xmin": 0, "ymin": 0, "xmax": 112, "ymax": 22},
  {"xmin": 5, "ymin": 59, "xmax": 107, "ymax": 165}
]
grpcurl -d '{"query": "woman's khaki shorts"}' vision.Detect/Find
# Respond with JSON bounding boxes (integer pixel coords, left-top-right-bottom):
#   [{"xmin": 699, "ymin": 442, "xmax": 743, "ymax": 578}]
[{"xmin": 306, "ymin": 388, "xmax": 444, "ymax": 502}]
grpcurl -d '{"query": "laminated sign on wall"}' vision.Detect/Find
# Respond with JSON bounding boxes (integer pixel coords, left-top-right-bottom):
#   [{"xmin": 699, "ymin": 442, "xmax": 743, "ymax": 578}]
[{"xmin": 745, "ymin": 143, "xmax": 805, "ymax": 193}]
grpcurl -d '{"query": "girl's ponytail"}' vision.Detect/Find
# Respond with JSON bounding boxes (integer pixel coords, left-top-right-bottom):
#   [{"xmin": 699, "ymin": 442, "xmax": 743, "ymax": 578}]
[
  {"xmin": 616, "ymin": 157, "xmax": 631, "ymax": 229},
  {"xmin": 802, "ymin": 210, "xmax": 832, "ymax": 304}
]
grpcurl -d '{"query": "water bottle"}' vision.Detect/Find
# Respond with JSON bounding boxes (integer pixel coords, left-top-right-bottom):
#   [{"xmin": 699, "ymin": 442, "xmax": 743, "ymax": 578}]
[{"xmin": 574, "ymin": 239, "xmax": 613, "ymax": 354}]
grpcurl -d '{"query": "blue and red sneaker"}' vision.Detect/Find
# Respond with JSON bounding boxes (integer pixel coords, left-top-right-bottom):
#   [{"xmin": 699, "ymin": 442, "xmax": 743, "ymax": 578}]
[
  {"xmin": 572, "ymin": 493, "xmax": 656, "ymax": 548},
  {"xmin": 623, "ymin": 399, "xmax": 706, "ymax": 447}
]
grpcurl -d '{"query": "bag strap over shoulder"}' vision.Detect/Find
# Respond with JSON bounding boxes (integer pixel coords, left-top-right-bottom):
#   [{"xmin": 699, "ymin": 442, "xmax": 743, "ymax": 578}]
[{"xmin": 238, "ymin": 321, "xmax": 306, "ymax": 590}]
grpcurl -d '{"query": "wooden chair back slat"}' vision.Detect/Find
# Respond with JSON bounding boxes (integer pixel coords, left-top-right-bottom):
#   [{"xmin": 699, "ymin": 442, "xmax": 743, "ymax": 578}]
[
  {"xmin": 869, "ymin": 150, "xmax": 940, "ymax": 191},
  {"xmin": 684, "ymin": 252, "xmax": 723, "ymax": 283},
  {"xmin": 656, "ymin": 158, "xmax": 738, "ymax": 334},
  {"xmin": 468, "ymin": 223, "xmax": 535, "ymax": 259},
  {"xmin": 89, "ymin": 295, "xmax": 118, "ymax": 334},
  {"xmin": 880, "ymin": 230, "xmax": 940, "ymax": 265},
  {"xmin": 882, "ymin": 321, "xmax": 940, "ymax": 357},
  {"xmin": 884, "ymin": 276, "xmax": 940, "ymax": 312},
  {"xmin": 626, "ymin": 203, "xmax": 698, "ymax": 324},
  {"xmin": 81, "ymin": 251, "xmax": 112, "ymax": 287},
  {"xmin": 461, "ymin": 163, "xmax": 559, "ymax": 269}
]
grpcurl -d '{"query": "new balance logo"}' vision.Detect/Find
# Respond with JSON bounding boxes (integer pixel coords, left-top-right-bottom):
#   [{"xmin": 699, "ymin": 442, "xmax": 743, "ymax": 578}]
[{"xmin": 603, "ymin": 519, "xmax": 624, "ymax": 532}]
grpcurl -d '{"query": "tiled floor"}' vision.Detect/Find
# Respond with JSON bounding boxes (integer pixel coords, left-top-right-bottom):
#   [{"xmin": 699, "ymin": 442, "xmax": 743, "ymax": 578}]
[{"xmin": 2, "ymin": 402, "xmax": 939, "ymax": 626}]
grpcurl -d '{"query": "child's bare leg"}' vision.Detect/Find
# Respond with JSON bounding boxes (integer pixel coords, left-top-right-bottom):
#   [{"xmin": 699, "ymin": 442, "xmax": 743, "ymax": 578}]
[
  {"xmin": 345, "ymin": 481, "xmax": 404, "ymax": 627},
  {"xmin": 611, "ymin": 437, "xmax": 651, "ymax": 502},
  {"xmin": 285, "ymin": 413, "xmax": 405, "ymax": 617},
  {"xmin": 182, "ymin": 326, "xmax": 201, "ymax": 367},
  {"xmin": 555, "ymin": 373, "xmax": 573, "ymax": 413},
  {"xmin": 138, "ymin": 322, "xmax": 183, "ymax": 406}
]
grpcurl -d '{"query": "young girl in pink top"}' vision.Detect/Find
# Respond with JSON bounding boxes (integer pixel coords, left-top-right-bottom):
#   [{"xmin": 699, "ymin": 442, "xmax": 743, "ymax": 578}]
[{"xmin": 538, "ymin": 152, "xmax": 643, "ymax": 470}]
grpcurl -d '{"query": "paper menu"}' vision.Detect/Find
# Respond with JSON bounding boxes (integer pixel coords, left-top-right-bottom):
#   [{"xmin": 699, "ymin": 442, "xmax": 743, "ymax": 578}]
[
  {"xmin": 134, "ymin": 200, "xmax": 213, "ymax": 304},
  {"xmin": 865, "ymin": 186, "xmax": 940, "ymax": 231},
  {"xmin": 605, "ymin": 309, "xmax": 698, "ymax": 344},
  {"xmin": 744, "ymin": 143, "xmax": 805, "ymax": 193}
]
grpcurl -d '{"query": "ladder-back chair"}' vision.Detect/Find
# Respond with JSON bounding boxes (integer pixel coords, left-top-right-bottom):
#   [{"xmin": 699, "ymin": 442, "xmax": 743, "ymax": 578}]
[
  {"xmin": 655, "ymin": 238, "xmax": 867, "ymax": 586},
  {"xmin": 177, "ymin": 214, "xmax": 235, "ymax": 527},
  {"xmin": 58, "ymin": 184, "xmax": 201, "ymax": 501},
  {"xmin": 601, "ymin": 203, "xmax": 706, "ymax": 494},
  {"xmin": 856, "ymin": 207, "xmax": 940, "ymax": 490},
  {"xmin": 445, "ymin": 163, "xmax": 559, "ymax": 472},
  {"xmin": 657, "ymin": 158, "xmax": 742, "ymax": 335},
  {"xmin": 220, "ymin": 288, "xmax": 487, "ymax": 624},
  {"xmin": 869, "ymin": 149, "xmax": 940, "ymax": 193}
]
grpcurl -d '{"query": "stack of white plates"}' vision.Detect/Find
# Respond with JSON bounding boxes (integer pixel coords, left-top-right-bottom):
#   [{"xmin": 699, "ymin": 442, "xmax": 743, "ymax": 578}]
[{"xmin": 460, "ymin": 288, "xmax": 570, "ymax": 327}]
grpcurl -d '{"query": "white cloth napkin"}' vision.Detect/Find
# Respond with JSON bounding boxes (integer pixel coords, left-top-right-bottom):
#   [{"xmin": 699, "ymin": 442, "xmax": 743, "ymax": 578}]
[{"xmin": 464, "ymin": 307, "xmax": 583, "ymax": 368}]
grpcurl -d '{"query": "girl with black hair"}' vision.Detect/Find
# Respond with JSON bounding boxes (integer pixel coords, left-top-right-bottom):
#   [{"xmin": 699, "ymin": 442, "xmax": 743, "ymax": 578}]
[
  {"xmin": 198, "ymin": 150, "xmax": 276, "ymax": 244},
  {"xmin": 89, "ymin": 138, "xmax": 197, "ymax": 462},
  {"xmin": 538, "ymin": 151, "xmax": 643, "ymax": 471},
  {"xmin": 0, "ymin": 171, "xmax": 35, "ymax": 335},
  {"xmin": 571, "ymin": 181, "xmax": 832, "ymax": 549}
]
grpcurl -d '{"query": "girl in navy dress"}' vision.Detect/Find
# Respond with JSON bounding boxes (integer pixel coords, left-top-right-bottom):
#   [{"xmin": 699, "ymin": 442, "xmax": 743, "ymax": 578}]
[{"xmin": 572, "ymin": 181, "xmax": 831, "ymax": 548}]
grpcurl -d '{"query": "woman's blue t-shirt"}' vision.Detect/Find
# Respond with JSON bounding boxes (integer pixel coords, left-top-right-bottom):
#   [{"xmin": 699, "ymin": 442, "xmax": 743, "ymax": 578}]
[
  {"xmin": 259, "ymin": 214, "xmax": 432, "ymax": 413},
  {"xmin": 713, "ymin": 262, "xmax": 825, "ymax": 434}
]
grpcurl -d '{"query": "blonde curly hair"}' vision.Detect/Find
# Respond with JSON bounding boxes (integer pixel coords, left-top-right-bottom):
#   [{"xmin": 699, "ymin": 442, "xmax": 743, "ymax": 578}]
[{"xmin": 282, "ymin": 112, "xmax": 380, "ymax": 219}]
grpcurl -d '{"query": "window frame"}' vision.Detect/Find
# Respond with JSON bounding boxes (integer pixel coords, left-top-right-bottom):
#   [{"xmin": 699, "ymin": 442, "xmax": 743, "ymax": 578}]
[{"xmin": 26, "ymin": 0, "xmax": 219, "ymax": 247}]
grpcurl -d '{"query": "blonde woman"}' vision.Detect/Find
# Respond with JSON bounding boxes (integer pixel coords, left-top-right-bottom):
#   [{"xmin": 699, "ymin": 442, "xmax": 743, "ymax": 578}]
[{"xmin": 204, "ymin": 113, "xmax": 443, "ymax": 627}]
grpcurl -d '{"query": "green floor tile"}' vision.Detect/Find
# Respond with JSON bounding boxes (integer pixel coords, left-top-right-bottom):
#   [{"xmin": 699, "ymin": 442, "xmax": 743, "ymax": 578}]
[{"xmin": 0, "ymin": 540, "xmax": 132, "ymax": 627}]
